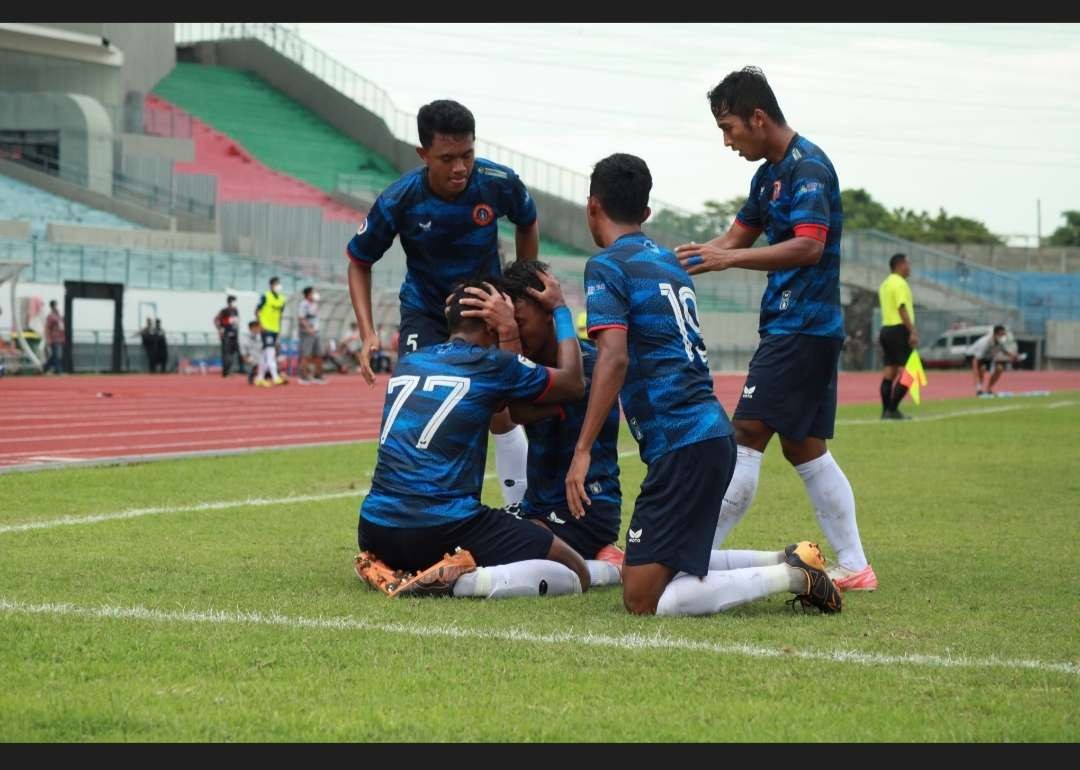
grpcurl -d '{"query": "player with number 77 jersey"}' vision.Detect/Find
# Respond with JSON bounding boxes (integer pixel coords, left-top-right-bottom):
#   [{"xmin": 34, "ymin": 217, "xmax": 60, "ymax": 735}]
[{"xmin": 358, "ymin": 277, "xmax": 595, "ymax": 598}]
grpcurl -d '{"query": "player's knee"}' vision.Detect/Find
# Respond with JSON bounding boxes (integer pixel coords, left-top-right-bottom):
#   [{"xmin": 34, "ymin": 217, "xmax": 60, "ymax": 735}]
[
  {"xmin": 622, "ymin": 586, "xmax": 659, "ymax": 615},
  {"xmin": 733, "ymin": 420, "xmax": 770, "ymax": 451},
  {"xmin": 548, "ymin": 538, "xmax": 590, "ymax": 593}
]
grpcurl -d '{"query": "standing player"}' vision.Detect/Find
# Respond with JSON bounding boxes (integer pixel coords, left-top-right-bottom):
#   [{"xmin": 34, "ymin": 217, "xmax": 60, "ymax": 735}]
[
  {"xmin": 214, "ymin": 294, "xmax": 244, "ymax": 378},
  {"xmin": 358, "ymin": 279, "xmax": 591, "ymax": 599},
  {"xmin": 878, "ymin": 253, "xmax": 918, "ymax": 419},
  {"xmin": 568, "ymin": 153, "xmax": 841, "ymax": 616},
  {"xmin": 673, "ymin": 67, "xmax": 876, "ymax": 592},
  {"xmin": 346, "ymin": 99, "xmax": 538, "ymax": 506},
  {"xmin": 254, "ymin": 276, "xmax": 287, "ymax": 387}
]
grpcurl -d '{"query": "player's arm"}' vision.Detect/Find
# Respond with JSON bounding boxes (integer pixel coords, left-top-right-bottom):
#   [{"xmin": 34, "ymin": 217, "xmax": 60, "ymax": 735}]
[
  {"xmin": 506, "ymin": 171, "xmax": 540, "ymax": 262},
  {"xmin": 507, "ymin": 400, "xmax": 562, "ymax": 425},
  {"xmin": 528, "ymin": 271, "xmax": 584, "ymax": 404},
  {"xmin": 345, "ymin": 199, "xmax": 398, "ymax": 385},
  {"xmin": 565, "ymin": 327, "xmax": 627, "ymax": 518},
  {"xmin": 676, "ymin": 232, "xmax": 823, "ymax": 275},
  {"xmin": 514, "ymin": 218, "xmax": 540, "ymax": 262},
  {"xmin": 898, "ymin": 304, "xmax": 919, "ymax": 347}
]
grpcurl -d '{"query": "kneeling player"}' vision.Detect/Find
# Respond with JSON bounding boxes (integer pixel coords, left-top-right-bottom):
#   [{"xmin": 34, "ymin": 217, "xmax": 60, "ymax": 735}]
[
  {"xmin": 568, "ymin": 153, "xmax": 841, "ymax": 616},
  {"xmin": 468, "ymin": 260, "xmax": 624, "ymax": 588},
  {"xmin": 357, "ymin": 279, "xmax": 591, "ymax": 599}
]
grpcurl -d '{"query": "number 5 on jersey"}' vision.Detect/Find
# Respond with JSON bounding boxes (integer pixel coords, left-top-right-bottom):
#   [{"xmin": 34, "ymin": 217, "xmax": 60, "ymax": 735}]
[{"xmin": 380, "ymin": 375, "xmax": 471, "ymax": 448}]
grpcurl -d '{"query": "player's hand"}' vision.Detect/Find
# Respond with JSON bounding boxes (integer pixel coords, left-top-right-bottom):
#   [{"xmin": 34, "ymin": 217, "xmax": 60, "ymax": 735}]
[
  {"xmin": 359, "ymin": 333, "xmax": 381, "ymax": 386},
  {"xmin": 459, "ymin": 282, "xmax": 517, "ymax": 339},
  {"xmin": 524, "ymin": 269, "xmax": 566, "ymax": 311},
  {"xmin": 909, "ymin": 330, "xmax": 920, "ymax": 348},
  {"xmin": 674, "ymin": 241, "xmax": 738, "ymax": 275},
  {"xmin": 565, "ymin": 449, "xmax": 592, "ymax": 519}
]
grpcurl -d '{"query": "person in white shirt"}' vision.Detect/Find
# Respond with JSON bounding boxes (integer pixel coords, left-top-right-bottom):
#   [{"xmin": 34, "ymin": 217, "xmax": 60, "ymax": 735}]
[{"xmin": 965, "ymin": 325, "xmax": 1020, "ymax": 396}]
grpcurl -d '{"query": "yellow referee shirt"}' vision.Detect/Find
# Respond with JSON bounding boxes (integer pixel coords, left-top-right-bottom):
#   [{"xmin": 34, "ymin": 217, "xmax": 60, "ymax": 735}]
[{"xmin": 879, "ymin": 273, "xmax": 914, "ymax": 327}]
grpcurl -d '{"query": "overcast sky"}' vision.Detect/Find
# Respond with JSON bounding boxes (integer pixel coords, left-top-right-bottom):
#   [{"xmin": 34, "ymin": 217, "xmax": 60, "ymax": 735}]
[{"xmin": 296, "ymin": 23, "xmax": 1080, "ymax": 245}]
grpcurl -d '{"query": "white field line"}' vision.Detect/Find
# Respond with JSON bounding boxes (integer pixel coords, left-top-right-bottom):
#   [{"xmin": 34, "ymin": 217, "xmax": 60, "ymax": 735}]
[
  {"xmin": 1, "ymin": 418, "xmax": 383, "ymax": 445},
  {"xmin": 0, "ymin": 489, "xmax": 365, "ymax": 535},
  {"xmin": 1046, "ymin": 400, "xmax": 1078, "ymax": 409},
  {"xmin": 834, "ymin": 402, "xmax": 1068, "ymax": 426},
  {"xmin": 0, "ymin": 598, "xmax": 1075, "ymax": 677}
]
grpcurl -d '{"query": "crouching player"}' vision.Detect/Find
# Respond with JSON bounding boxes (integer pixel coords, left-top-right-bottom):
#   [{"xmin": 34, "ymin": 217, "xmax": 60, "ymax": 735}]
[
  {"xmin": 464, "ymin": 260, "xmax": 624, "ymax": 588},
  {"xmin": 356, "ymin": 278, "xmax": 592, "ymax": 599}
]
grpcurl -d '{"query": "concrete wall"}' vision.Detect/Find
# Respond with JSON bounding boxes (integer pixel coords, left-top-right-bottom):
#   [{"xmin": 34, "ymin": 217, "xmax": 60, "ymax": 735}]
[
  {"xmin": 0, "ymin": 91, "xmax": 115, "ymax": 194},
  {"xmin": 116, "ymin": 132, "xmax": 193, "ymax": 164},
  {"xmin": 1046, "ymin": 320, "xmax": 1080, "ymax": 360},
  {"xmin": 45, "ymin": 223, "xmax": 222, "ymax": 252},
  {"xmin": 0, "ymin": 157, "xmax": 174, "ymax": 230},
  {"xmin": 0, "ymin": 219, "xmax": 31, "ymax": 239},
  {"xmin": 926, "ymin": 242, "xmax": 1080, "ymax": 273}
]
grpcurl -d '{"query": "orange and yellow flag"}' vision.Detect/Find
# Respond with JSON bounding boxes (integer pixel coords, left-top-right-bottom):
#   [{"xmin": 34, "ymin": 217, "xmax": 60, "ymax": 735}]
[{"xmin": 898, "ymin": 350, "xmax": 928, "ymax": 404}]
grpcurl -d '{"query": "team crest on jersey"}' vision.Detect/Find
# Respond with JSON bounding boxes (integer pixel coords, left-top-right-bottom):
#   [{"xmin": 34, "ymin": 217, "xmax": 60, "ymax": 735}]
[
  {"xmin": 772, "ymin": 181, "xmax": 782, "ymax": 201},
  {"xmin": 472, "ymin": 203, "xmax": 495, "ymax": 226},
  {"xmin": 356, "ymin": 218, "xmax": 368, "ymax": 235}
]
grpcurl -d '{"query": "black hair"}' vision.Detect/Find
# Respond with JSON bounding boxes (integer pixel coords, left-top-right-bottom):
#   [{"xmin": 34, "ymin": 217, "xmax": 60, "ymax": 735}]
[
  {"xmin": 269, "ymin": 276, "xmax": 280, "ymax": 286},
  {"xmin": 302, "ymin": 286, "xmax": 314, "ymax": 298},
  {"xmin": 49, "ymin": 299, "xmax": 58, "ymax": 309},
  {"xmin": 248, "ymin": 320, "xmax": 259, "ymax": 329},
  {"xmin": 707, "ymin": 66, "xmax": 786, "ymax": 125},
  {"xmin": 445, "ymin": 276, "xmax": 503, "ymax": 334},
  {"xmin": 589, "ymin": 153, "xmax": 652, "ymax": 225},
  {"xmin": 501, "ymin": 260, "xmax": 551, "ymax": 303},
  {"xmin": 227, "ymin": 294, "xmax": 237, "ymax": 302},
  {"xmin": 417, "ymin": 100, "xmax": 475, "ymax": 148},
  {"xmin": 993, "ymin": 324, "xmax": 1006, "ymax": 335},
  {"xmin": 889, "ymin": 253, "xmax": 907, "ymax": 271}
]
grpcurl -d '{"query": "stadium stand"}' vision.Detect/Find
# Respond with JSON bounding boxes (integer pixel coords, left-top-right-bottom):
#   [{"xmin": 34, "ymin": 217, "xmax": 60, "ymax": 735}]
[{"xmin": 0, "ymin": 173, "xmax": 138, "ymax": 236}]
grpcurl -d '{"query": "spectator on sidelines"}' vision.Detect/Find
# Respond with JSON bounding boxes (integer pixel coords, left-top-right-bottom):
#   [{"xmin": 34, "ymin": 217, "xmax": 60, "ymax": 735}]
[
  {"xmin": 966, "ymin": 325, "xmax": 1021, "ymax": 397},
  {"xmin": 297, "ymin": 286, "xmax": 325, "ymax": 384},
  {"xmin": 151, "ymin": 319, "xmax": 168, "ymax": 373},
  {"xmin": 43, "ymin": 300, "xmax": 65, "ymax": 374},
  {"xmin": 135, "ymin": 318, "xmax": 155, "ymax": 372},
  {"xmin": 254, "ymin": 276, "xmax": 287, "ymax": 387},
  {"xmin": 240, "ymin": 320, "xmax": 262, "ymax": 385},
  {"xmin": 215, "ymin": 294, "xmax": 244, "ymax": 378}
]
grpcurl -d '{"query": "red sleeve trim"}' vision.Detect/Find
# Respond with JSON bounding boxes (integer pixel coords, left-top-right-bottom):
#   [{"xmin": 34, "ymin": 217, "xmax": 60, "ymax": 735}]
[
  {"xmin": 587, "ymin": 323, "xmax": 628, "ymax": 338},
  {"xmin": 794, "ymin": 224, "xmax": 828, "ymax": 243},
  {"xmin": 734, "ymin": 217, "xmax": 763, "ymax": 234},
  {"xmin": 533, "ymin": 366, "xmax": 555, "ymax": 402},
  {"xmin": 346, "ymin": 246, "xmax": 375, "ymax": 264}
]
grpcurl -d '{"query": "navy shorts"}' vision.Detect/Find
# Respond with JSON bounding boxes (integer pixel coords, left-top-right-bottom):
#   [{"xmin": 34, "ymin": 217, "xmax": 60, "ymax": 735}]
[
  {"xmin": 260, "ymin": 330, "xmax": 279, "ymax": 349},
  {"xmin": 879, "ymin": 324, "xmax": 912, "ymax": 367},
  {"xmin": 358, "ymin": 505, "xmax": 554, "ymax": 571},
  {"xmin": 733, "ymin": 333, "xmax": 842, "ymax": 441},
  {"xmin": 516, "ymin": 503, "xmax": 621, "ymax": 560},
  {"xmin": 398, "ymin": 309, "xmax": 448, "ymax": 357},
  {"xmin": 625, "ymin": 435, "xmax": 736, "ymax": 577}
]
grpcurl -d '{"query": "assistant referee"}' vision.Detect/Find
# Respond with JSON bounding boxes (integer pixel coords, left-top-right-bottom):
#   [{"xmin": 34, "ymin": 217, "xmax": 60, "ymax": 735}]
[{"xmin": 878, "ymin": 253, "xmax": 918, "ymax": 419}]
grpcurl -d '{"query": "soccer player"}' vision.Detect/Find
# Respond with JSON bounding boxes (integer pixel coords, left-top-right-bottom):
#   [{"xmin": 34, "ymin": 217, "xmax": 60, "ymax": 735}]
[
  {"xmin": 358, "ymin": 278, "xmax": 592, "ymax": 599},
  {"xmin": 673, "ymin": 67, "xmax": 876, "ymax": 592},
  {"xmin": 254, "ymin": 276, "xmax": 287, "ymax": 387},
  {"xmin": 878, "ymin": 253, "xmax": 918, "ymax": 419},
  {"xmin": 214, "ymin": 294, "xmax": 244, "ymax": 378},
  {"xmin": 489, "ymin": 260, "xmax": 625, "ymax": 587},
  {"xmin": 966, "ymin": 324, "xmax": 1020, "ymax": 396},
  {"xmin": 569, "ymin": 153, "xmax": 841, "ymax": 616},
  {"xmin": 346, "ymin": 99, "xmax": 537, "ymax": 505}
]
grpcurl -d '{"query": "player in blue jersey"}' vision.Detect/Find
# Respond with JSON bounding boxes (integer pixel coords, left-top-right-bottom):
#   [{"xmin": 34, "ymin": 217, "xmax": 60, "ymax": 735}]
[
  {"xmin": 569, "ymin": 153, "xmax": 842, "ymax": 616},
  {"xmin": 358, "ymin": 277, "xmax": 593, "ymax": 599},
  {"xmin": 492, "ymin": 260, "xmax": 625, "ymax": 587},
  {"xmin": 346, "ymin": 99, "xmax": 538, "ymax": 507},
  {"xmin": 674, "ymin": 67, "xmax": 876, "ymax": 592}
]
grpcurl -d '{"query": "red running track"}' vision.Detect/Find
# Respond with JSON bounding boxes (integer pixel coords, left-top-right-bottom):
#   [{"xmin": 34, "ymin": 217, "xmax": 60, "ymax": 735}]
[{"xmin": 2, "ymin": 369, "xmax": 1078, "ymax": 472}]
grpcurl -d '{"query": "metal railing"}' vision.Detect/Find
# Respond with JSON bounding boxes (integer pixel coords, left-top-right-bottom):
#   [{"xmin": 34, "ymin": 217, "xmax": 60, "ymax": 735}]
[{"xmin": 175, "ymin": 23, "xmax": 698, "ymax": 223}]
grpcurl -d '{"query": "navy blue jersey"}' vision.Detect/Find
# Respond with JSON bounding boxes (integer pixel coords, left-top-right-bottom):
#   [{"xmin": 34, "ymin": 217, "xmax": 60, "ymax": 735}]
[
  {"xmin": 361, "ymin": 339, "xmax": 551, "ymax": 528},
  {"xmin": 735, "ymin": 134, "xmax": 844, "ymax": 340},
  {"xmin": 346, "ymin": 158, "xmax": 537, "ymax": 318},
  {"xmin": 585, "ymin": 233, "xmax": 733, "ymax": 465},
  {"xmin": 519, "ymin": 340, "xmax": 621, "ymax": 517}
]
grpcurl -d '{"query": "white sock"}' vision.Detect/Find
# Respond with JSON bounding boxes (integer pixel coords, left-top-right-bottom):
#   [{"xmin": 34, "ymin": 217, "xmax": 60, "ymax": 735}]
[
  {"xmin": 256, "ymin": 349, "xmax": 267, "ymax": 380},
  {"xmin": 265, "ymin": 347, "xmax": 279, "ymax": 379},
  {"xmin": 655, "ymin": 565, "xmax": 803, "ymax": 616},
  {"xmin": 494, "ymin": 424, "xmax": 528, "ymax": 506},
  {"xmin": 709, "ymin": 549, "xmax": 784, "ymax": 571},
  {"xmin": 794, "ymin": 451, "xmax": 869, "ymax": 571},
  {"xmin": 712, "ymin": 445, "xmax": 763, "ymax": 548},
  {"xmin": 586, "ymin": 559, "xmax": 622, "ymax": 586},
  {"xmin": 451, "ymin": 560, "xmax": 582, "ymax": 599}
]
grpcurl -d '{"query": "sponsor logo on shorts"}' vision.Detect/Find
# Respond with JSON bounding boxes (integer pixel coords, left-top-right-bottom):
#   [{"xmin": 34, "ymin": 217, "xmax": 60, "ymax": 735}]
[
  {"xmin": 742, "ymin": 385, "xmax": 756, "ymax": 399},
  {"xmin": 418, "ymin": 220, "xmax": 432, "ymax": 232},
  {"xmin": 472, "ymin": 203, "xmax": 495, "ymax": 226},
  {"xmin": 547, "ymin": 511, "xmax": 567, "ymax": 525},
  {"xmin": 628, "ymin": 528, "xmax": 643, "ymax": 543}
]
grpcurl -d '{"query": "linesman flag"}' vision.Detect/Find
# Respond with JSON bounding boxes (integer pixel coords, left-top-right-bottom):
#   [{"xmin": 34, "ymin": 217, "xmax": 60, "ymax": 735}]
[{"xmin": 899, "ymin": 350, "xmax": 928, "ymax": 404}]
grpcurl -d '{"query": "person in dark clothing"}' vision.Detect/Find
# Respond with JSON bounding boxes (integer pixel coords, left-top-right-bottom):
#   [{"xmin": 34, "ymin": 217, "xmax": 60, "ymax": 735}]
[
  {"xmin": 136, "ymin": 318, "xmax": 155, "ymax": 372},
  {"xmin": 215, "ymin": 295, "xmax": 244, "ymax": 377},
  {"xmin": 151, "ymin": 319, "xmax": 168, "ymax": 373}
]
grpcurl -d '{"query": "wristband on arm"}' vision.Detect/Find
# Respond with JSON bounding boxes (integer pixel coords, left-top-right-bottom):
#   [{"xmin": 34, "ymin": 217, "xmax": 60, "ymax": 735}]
[{"xmin": 553, "ymin": 306, "xmax": 575, "ymax": 343}]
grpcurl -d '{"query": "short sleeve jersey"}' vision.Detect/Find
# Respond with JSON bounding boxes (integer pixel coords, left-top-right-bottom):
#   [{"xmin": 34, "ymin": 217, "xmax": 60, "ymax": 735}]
[
  {"xmin": 361, "ymin": 339, "xmax": 552, "ymax": 528},
  {"xmin": 878, "ymin": 273, "xmax": 914, "ymax": 327},
  {"xmin": 585, "ymin": 232, "xmax": 732, "ymax": 465},
  {"xmin": 346, "ymin": 158, "xmax": 537, "ymax": 319},
  {"xmin": 735, "ymin": 134, "xmax": 844, "ymax": 339}
]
